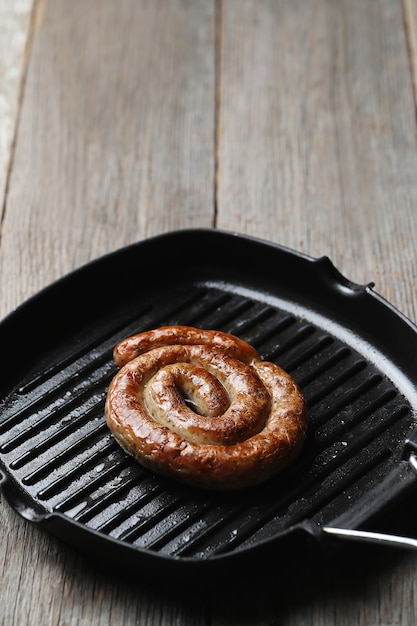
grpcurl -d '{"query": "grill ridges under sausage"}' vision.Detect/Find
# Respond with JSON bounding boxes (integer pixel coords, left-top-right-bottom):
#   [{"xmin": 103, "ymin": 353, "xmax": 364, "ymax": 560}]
[{"xmin": 0, "ymin": 285, "xmax": 413, "ymax": 560}]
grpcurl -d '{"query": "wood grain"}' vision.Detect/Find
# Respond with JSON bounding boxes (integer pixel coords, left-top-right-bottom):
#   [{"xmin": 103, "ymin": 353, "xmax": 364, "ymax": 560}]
[
  {"xmin": 0, "ymin": 0, "xmax": 33, "ymax": 218},
  {"xmin": 217, "ymin": 0, "xmax": 417, "ymax": 322},
  {"xmin": 404, "ymin": 0, "xmax": 417, "ymax": 108},
  {"xmin": 0, "ymin": 0, "xmax": 216, "ymax": 318}
]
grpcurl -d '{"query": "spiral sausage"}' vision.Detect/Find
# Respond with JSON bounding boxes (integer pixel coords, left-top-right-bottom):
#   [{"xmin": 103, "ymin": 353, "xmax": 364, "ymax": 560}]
[{"xmin": 105, "ymin": 325, "xmax": 308, "ymax": 490}]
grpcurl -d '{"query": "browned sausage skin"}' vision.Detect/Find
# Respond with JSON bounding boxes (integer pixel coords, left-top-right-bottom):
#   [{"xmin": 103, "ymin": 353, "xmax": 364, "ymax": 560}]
[
  {"xmin": 113, "ymin": 325, "xmax": 259, "ymax": 367},
  {"xmin": 105, "ymin": 326, "xmax": 308, "ymax": 490}
]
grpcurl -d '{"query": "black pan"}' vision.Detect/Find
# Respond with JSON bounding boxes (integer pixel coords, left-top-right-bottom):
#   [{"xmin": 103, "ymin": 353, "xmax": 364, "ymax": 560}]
[{"xmin": 1, "ymin": 229, "xmax": 417, "ymax": 585}]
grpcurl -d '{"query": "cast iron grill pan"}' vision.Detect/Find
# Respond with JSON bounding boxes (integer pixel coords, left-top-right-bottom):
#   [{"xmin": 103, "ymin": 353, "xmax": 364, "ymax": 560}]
[{"xmin": 1, "ymin": 229, "xmax": 417, "ymax": 583}]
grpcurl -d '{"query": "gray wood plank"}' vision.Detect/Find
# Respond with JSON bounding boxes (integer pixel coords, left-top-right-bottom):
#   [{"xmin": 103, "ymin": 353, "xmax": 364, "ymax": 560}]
[
  {"xmin": 216, "ymin": 0, "xmax": 417, "ymax": 323},
  {"xmin": 404, "ymin": 0, "xmax": 417, "ymax": 107},
  {"xmin": 0, "ymin": 0, "xmax": 216, "ymax": 318},
  {"xmin": 0, "ymin": 0, "xmax": 33, "ymax": 218}
]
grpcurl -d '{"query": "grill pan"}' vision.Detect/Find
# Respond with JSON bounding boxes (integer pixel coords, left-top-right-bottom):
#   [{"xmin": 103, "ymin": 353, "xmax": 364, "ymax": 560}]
[{"xmin": 1, "ymin": 228, "xmax": 417, "ymax": 585}]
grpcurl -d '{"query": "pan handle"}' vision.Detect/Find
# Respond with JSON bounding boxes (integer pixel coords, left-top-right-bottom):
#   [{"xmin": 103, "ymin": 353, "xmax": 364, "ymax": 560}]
[
  {"xmin": 322, "ymin": 452, "xmax": 417, "ymax": 551},
  {"xmin": 322, "ymin": 526, "xmax": 417, "ymax": 550}
]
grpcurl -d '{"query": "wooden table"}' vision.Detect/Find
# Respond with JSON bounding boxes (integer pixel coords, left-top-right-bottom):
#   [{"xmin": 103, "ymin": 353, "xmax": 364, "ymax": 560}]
[{"xmin": 1, "ymin": 1, "xmax": 417, "ymax": 624}]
